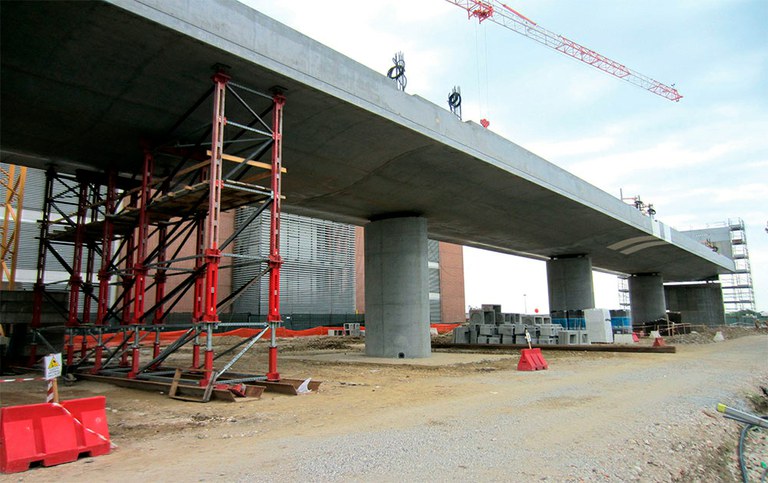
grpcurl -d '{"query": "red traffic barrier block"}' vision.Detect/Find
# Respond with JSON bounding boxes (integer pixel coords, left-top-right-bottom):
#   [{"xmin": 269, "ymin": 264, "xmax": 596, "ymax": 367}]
[
  {"xmin": 652, "ymin": 337, "xmax": 666, "ymax": 347},
  {"xmin": 517, "ymin": 348, "xmax": 549, "ymax": 371},
  {"xmin": 1, "ymin": 396, "xmax": 111, "ymax": 474},
  {"xmin": 632, "ymin": 333, "xmax": 640, "ymax": 342}
]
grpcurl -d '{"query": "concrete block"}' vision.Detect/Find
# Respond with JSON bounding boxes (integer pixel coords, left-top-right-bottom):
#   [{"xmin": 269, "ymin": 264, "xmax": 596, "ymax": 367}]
[
  {"xmin": 482, "ymin": 304, "xmax": 502, "ymax": 314},
  {"xmin": 513, "ymin": 324, "xmax": 526, "ymax": 335},
  {"xmin": 483, "ymin": 310, "xmax": 495, "ymax": 325},
  {"xmin": 522, "ymin": 315, "xmax": 535, "ymax": 325},
  {"xmin": 479, "ymin": 325, "xmax": 498, "ymax": 336},
  {"xmin": 538, "ymin": 324, "xmax": 560, "ymax": 337},
  {"xmin": 498, "ymin": 324, "xmax": 515, "ymax": 336},
  {"xmin": 508, "ymin": 313, "xmax": 523, "ymax": 324},
  {"xmin": 469, "ymin": 310, "xmax": 484, "ymax": 325},
  {"xmin": 452, "ymin": 327, "xmax": 470, "ymax": 344},
  {"xmin": 477, "ymin": 335, "xmax": 490, "ymax": 344},
  {"xmin": 487, "ymin": 336, "xmax": 501, "ymax": 345},
  {"xmin": 500, "ymin": 334, "xmax": 516, "ymax": 345},
  {"xmin": 613, "ymin": 334, "xmax": 634, "ymax": 345},
  {"xmin": 557, "ymin": 330, "xmax": 577, "ymax": 345},
  {"xmin": 585, "ymin": 308, "xmax": 613, "ymax": 343}
]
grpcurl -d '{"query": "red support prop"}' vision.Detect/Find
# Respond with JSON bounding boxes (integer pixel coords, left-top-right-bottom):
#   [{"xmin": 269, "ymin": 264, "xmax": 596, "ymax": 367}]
[
  {"xmin": 201, "ymin": 72, "xmax": 229, "ymax": 324},
  {"xmin": 153, "ymin": 224, "xmax": 167, "ymax": 324},
  {"xmin": 96, "ymin": 170, "xmax": 116, "ymax": 327},
  {"xmin": 121, "ymin": 193, "xmax": 137, "ymax": 326},
  {"xmin": 192, "ymin": 341, "xmax": 201, "ymax": 370},
  {"xmin": 200, "ymin": 349, "xmax": 214, "ymax": 387},
  {"xmin": 131, "ymin": 150, "xmax": 153, "ymax": 325},
  {"xmin": 192, "ymin": 216, "xmax": 205, "ymax": 322},
  {"xmin": 266, "ymin": 92, "xmax": 286, "ymax": 382},
  {"xmin": 67, "ymin": 183, "xmax": 88, "ymax": 328}
]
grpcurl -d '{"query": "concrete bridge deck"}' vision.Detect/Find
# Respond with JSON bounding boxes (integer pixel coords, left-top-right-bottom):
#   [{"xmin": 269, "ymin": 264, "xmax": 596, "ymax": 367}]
[{"xmin": 0, "ymin": 0, "xmax": 733, "ymax": 281}]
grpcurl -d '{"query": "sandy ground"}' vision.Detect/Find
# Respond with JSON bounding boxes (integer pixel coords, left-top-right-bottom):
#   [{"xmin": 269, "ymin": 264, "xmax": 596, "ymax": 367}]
[{"xmin": 1, "ymin": 330, "xmax": 766, "ymax": 482}]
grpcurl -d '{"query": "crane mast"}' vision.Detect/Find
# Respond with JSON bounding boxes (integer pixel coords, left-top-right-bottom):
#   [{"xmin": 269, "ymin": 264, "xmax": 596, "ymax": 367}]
[{"xmin": 446, "ymin": 0, "xmax": 683, "ymax": 102}]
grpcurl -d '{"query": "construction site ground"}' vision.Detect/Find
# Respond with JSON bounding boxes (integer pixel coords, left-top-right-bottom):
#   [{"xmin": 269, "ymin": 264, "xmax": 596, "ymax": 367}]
[{"xmin": 2, "ymin": 327, "xmax": 766, "ymax": 482}]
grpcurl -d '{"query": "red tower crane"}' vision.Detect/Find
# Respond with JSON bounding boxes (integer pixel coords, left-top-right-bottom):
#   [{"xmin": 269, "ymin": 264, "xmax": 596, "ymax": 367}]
[{"xmin": 446, "ymin": 0, "xmax": 683, "ymax": 102}]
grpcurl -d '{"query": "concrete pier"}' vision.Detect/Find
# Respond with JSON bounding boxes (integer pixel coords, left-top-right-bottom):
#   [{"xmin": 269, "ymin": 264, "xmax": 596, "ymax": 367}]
[
  {"xmin": 629, "ymin": 273, "xmax": 667, "ymax": 323},
  {"xmin": 364, "ymin": 217, "xmax": 430, "ymax": 358},
  {"xmin": 546, "ymin": 255, "xmax": 595, "ymax": 311}
]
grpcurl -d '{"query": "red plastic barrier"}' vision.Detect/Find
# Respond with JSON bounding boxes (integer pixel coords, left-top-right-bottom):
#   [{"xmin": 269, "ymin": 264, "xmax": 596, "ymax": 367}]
[
  {"xmin": 652, "ymin": 337, "xmax": 666, "ymax": 347},
  {"xmin": 517, "ymin": 348, "xmax": 548, "ymax": 371},
  {"xmin": 0, "ymin": 396, "xmax": 111, "ymax": 474}
]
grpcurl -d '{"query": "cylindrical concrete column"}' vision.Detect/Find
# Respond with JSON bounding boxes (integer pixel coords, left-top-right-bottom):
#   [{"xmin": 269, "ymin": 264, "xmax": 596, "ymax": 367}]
[
  {"xmin": 364, "ymin": 216, "xmax": 430, "ymax": 358},
  {"xmin": 629, "ymin": 273, "xmax": 667, "ymax": 323},
  {"xmin": 546, "ymin": 255, "xmax": 595, "ymax": 311}
]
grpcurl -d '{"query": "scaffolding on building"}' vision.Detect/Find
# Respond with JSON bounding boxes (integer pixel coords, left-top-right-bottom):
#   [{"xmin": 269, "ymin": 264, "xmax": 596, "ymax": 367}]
[
  {"xmin": 21, "ymin": 73, "xmax": 316, "ymax": 400},
  {"xmin": 721, "ymin": 219, "xmax": 756, "ymax": 312}
]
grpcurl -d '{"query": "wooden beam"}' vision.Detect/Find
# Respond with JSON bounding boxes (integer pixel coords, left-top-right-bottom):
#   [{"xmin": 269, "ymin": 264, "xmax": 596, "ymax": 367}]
[{"xmin": 206, "ymin": 150, "xmax": 287, "ymax": 173}]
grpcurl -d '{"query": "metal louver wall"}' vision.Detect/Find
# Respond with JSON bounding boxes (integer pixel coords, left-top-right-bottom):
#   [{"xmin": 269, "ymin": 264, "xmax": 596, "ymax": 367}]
[
  {"xmin": 232, "ymin": 207, "xmax": 356, "ymax": 324},
  {"xmin": 428, "ymin": 239, "xmax": 441, "ymax": 323}
]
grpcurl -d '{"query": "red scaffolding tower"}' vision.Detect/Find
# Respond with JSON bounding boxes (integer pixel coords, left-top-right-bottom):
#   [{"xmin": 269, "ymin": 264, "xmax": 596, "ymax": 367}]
[{"xmin": 26, "ymin": 74, "xmax": 315, "ymax": 401}]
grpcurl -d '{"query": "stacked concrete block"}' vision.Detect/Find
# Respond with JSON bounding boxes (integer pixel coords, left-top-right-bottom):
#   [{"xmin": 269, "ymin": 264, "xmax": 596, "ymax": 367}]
[
  {"xmin": 343, "ymin": 323, "xmax": 362, "ymax": 336},
  {"xmin": 507, "ymin": 313, "xmax": 523, "ymax": 324},
  {"xmin": 522, "ymin": 315, "xmax": 535, "ymax": 325},
  {"xmin": 469, "ymin": 310, "xmax": 484, "ymax": 325},
  {"xmin": 538, "ymin": 324, "xmax": 561, "ymax": 337},
  {"xmin": 483, "ymin": 311, "xmax": 496, "ymax": 325},
  {"xmin": 500, "ymin": 334, "xmax": 516, "ymax": 345},
  {"xmin": 452, "ymin": 326, "xmax": 470, "ymax": 344},
  {"xmin": 460, "ymin": 305, "xmax": 598, "ymax": 346},
  {"xmin": 482, "ymin": 304, "xmax": 502, "ymax": 315},
  {"xmin": 557, "ymin": 330, "xmax": 578, "ymax": 345}
]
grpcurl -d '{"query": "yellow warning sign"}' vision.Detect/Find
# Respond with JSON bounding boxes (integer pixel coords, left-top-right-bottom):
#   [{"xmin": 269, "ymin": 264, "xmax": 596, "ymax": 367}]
[{"xmin": 43, "ymin": 353, "xmax": 62, "ymax": 380}]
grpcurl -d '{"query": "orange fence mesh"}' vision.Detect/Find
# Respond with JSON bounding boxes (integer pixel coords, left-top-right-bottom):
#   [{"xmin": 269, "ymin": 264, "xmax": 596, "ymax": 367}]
[{"xmin": 67, "ymin": 323, "xmax": 461, "ymax": 349}]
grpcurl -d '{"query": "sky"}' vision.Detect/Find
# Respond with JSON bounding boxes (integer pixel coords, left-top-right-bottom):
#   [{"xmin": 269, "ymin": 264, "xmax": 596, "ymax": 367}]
[{"xmin": 241, "ymin": 0, "xmax": 768, "ymax": 314}]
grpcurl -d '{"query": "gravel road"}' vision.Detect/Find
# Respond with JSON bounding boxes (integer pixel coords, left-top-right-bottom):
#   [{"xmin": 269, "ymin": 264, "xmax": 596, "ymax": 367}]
[{"xmin": 8, "ymin": 333, "xmax": 767, "ymax": 482}]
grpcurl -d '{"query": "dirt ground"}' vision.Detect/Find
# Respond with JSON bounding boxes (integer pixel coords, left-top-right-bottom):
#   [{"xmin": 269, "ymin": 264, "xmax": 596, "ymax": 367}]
[{"xmin": 1, "ymin": 329, "xmax": 766, "ymax": 482}]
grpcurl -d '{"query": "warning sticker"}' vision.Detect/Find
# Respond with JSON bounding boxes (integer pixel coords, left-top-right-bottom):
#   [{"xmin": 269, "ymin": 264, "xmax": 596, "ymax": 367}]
[{"xmin": 43, "ymin": 353, "xmax": 62, "ymax": 380}]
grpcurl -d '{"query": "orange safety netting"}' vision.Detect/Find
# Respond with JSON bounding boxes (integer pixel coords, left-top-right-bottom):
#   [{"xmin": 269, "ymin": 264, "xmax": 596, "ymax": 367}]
[{"xmin": 66, "ymin": 323, "xmax": 462, "ymax": 349}]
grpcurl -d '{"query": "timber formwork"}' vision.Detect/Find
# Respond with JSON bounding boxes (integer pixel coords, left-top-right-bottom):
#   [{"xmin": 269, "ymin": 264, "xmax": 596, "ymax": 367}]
[{"xmin": 28, "ymin": 74, "xmax": 309, "ymax": 400}]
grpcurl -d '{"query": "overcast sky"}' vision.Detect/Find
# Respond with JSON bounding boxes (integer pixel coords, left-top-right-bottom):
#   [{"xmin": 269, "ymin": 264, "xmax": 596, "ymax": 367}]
[{"xmin": 241, "ymin": 0, "xmax": 767, "ymax": 314}]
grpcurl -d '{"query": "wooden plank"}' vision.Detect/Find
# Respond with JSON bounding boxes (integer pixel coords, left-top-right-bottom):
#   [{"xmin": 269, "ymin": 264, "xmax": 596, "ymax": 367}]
[{"xmin": 207, "ymin": 150, "xmax": 287, "ymax": 173}]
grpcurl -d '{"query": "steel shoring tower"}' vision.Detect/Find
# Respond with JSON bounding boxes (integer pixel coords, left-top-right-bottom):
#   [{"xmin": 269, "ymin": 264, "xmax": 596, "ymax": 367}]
[{"xmin": 27, "ymin": 74, "xmax": 308, "ymax": 400}]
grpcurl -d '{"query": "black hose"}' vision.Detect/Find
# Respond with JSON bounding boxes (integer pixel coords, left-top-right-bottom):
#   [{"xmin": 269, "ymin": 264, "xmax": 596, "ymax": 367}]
[{"xmin": 739, "ymin": 417, "xmax": 767, "ymax": 483}]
